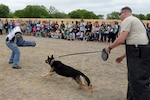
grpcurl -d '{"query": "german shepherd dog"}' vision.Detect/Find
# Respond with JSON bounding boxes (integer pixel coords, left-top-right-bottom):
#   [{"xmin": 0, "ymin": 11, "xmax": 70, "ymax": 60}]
[{"xmin": 42, "ymin": 55, "xmax": 93, "ymax": 93}]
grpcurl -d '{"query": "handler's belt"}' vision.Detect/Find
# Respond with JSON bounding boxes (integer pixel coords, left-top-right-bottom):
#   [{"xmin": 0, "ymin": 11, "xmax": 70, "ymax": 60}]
[
  {"xmin": 126, "ymin": 44, "xmax": 150, "ymax": 58},
  {"xmin": 126, "ymin": 44, "xmax": 148, "ymax": 48},
  {"xmin": 6, "ymin": 37, "xmax": 14, "ymax": 43}
]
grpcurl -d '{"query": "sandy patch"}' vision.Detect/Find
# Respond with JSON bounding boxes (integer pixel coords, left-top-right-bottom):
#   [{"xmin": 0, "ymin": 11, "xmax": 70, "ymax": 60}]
[{"xmin": 0, "ymin": 35, "xmax": 127, "ymax": 100}]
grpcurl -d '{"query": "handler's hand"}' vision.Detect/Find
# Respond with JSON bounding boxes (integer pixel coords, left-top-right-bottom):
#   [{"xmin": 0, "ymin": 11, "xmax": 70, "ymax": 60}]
[
  {"xmin": 116, "ymin": 56, "xmax": 123, "ymax": 63},
  {"xmin": 105, "ymin": 47, "xmax": 111, "ymax": 53}
]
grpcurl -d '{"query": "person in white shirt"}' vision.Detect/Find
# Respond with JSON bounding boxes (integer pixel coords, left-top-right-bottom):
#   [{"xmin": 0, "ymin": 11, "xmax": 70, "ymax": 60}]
[{"xmin": 6, "ymin": 22, "xmax": 36, "ymax": 69}]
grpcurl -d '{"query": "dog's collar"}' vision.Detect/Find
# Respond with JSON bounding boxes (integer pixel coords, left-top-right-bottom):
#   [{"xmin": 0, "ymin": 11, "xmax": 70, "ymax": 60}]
[{"xmin": 50, "ymin": 59, "xmax": 55, "ymax": 66}]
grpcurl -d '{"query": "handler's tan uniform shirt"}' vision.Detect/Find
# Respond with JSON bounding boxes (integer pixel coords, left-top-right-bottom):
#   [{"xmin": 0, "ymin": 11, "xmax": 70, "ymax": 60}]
[{"xmin": 120, "ymin": 16, "xmax": 149, "ymax": 45}]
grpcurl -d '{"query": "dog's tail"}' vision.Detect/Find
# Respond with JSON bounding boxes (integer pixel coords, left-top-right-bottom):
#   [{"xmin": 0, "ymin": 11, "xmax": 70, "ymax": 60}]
[
  {"xmin": 80, "ymin": 73, "xmax": 91, "ymax": 86},
  {"xmin": 79, "ymin": 73, "xmax": 93, "ymax": 93}
]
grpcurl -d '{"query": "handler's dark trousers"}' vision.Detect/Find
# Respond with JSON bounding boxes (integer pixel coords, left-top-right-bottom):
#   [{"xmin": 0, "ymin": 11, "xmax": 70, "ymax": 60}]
[{"xmin": 126, "ymin": 44, "xmax": 150, "ymax": 100}]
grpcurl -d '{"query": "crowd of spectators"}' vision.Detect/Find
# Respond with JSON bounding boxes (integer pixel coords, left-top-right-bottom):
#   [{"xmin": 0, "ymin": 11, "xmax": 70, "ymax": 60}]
[{"xmin": 0, "ymin": 18, "xmax": 150, "ymax": 43}]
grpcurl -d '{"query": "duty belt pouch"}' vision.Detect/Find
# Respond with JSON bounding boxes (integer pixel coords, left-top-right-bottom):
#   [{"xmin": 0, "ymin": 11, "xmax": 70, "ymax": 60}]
[{"xmin": 126, "ymin": 45, "xmax": 140, "ymax": 58}]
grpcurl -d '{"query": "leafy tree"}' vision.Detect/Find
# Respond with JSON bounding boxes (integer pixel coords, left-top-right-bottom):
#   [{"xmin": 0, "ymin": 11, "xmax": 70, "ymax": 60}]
[
  {"xmin": 106, "ymin": 11, "xmax": 120, "ymax": 19},
  {"xmin": 23, "ymin": 5, "xmax": 49, "ymax": 18},
  {"xmin": 1, "ymin": 4, "xmax": 149, "ymax": 20},
  {"xmin": 138, "ymin": 14, "xmax": 146, "ymax": 20},
  {"xmin": 53, "ymin": 12, "xmax": 69, "ymax": 18},
  {"xmin": 68, "ymin": 10, "xmax": 81, "ymax": 18},
  {"xmin": 97, "ymin": 14, "xmax": 104, "ymax": 19},
  {"xmin": 68, "ymin": 9, "xmax": 99, "ymax": 19},
  {"xmin": 146, "ymin": 14, "xmax": 150, "ymax": 20},
  {"xmin": 13, "ymin": 10, "xmax": 25, "ymax": 18},
  {"xmin": 8, "ymin": 11, "xmax": 14, "ymax": 18},
  {"xmin": 133, "ymin": 14, "xmax": 146, "ymax": 20},
  {"xmin": 48, "ymin": 6, "xmax": 59, "ymax": 15},
  {"xmin": 0, "ymin": 4, "xmax": 10, "ymax": 17},
  {"xmin": 47, "ymin": 6, "xmax": 68, "ymax": 18}
]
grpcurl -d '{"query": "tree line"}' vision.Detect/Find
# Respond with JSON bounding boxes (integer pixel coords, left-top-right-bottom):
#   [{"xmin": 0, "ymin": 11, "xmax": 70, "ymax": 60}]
[{"xmin": 0, "ymin": 4, "xmax": 150, "ymax": 20}]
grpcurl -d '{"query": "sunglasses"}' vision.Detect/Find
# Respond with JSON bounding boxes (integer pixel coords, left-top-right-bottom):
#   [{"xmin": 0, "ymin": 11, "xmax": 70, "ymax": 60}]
[{"xmin": 119, "ymin": 12, "xmax": 124, "ymax": 16}]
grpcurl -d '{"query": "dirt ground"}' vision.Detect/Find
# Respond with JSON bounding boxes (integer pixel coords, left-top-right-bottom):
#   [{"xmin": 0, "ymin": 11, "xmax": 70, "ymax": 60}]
[{"xmin": 0, "ymin": 35, "xmax": 127, "ymax": 100}]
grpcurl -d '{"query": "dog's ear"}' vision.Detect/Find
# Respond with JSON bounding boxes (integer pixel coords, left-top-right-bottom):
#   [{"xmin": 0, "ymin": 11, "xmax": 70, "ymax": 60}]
[
  {"xmin": 51, "ymin": 55, "xmax": 53, "ymax": 58},
  {"xmin": 48, "ymin": 56, "xmax": 50, "ymax": 59}
]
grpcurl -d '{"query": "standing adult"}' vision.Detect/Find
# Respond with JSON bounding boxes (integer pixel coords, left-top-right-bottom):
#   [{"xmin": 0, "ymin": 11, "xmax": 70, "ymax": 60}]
[
  {"xmin": 112, "ymin": 21, "xmax": 119, "ymax": 42},
  {"xmin": 105, "ymin": 6, "xmax": 150, "ymax": 100},
  {"xmin": 80, "ymin": 19, "xmax": 85, "ymax": 34},
  {"xmin": 4, "ymin": 19, "xmax": 9, "ymax": 34},
  {"xmin": 0, "ymin": 19, "xmax": 3, "ymax": 35},
  {"xmin": 107, "ymin": 22, "xmax": 115, "ymax": 43},
  {"xmin": 6, "ymin": 22, "xmax": 36, "ymax": 69},
  {"xmin": 146, "ymin": 23, "xmax": 150, "ymax": 34}
]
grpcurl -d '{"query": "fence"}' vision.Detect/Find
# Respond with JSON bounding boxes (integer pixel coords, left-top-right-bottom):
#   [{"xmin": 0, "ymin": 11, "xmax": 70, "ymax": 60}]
[{"xmin": 0, "ymin": 18, "xmax": 150, "ymax": 25}]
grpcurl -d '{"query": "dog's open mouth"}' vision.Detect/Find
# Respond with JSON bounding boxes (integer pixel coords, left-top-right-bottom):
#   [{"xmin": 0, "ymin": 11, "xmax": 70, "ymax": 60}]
[{"xmin": 45, "ymin": 60, "xmax": 48, "ymax": 63}]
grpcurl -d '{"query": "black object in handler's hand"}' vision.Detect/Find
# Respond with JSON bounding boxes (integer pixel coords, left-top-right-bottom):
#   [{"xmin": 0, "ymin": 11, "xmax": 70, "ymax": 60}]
[{"xmin": 101, "ymin": 48, "xmax": 109, "ymax": 61}]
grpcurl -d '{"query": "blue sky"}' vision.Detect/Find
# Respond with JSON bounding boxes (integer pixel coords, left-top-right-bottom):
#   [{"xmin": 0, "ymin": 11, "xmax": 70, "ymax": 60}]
[{"xmin": 1, "ymin": 0, "xmax": 150, "ymax": 17}]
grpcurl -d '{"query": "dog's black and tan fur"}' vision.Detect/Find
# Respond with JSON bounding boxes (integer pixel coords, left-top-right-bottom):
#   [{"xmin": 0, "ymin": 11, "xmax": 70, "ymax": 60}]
[{"xmin": 42, "ymin": 55, "xmax": 93, "ymax": 93}]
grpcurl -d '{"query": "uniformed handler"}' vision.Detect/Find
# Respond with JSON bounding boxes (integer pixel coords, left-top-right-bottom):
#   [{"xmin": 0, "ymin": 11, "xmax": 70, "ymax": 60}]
[
  {"xmin": 105, "ymin": 6, "xmax": 150, "ymax": 100},
  {"xmin": 6, "ymin": 22, "xmax": 36, "ymax": 69}
]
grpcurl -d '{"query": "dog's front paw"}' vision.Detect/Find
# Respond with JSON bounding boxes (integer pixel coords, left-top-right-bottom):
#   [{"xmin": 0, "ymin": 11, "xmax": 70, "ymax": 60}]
[
  {"xmin": 41, "ymin": 74, "xmax": 47, "ymax": 77},
  {"xmin": 41, "ymin": 72, "xmax": 54, "ymax": 77}
]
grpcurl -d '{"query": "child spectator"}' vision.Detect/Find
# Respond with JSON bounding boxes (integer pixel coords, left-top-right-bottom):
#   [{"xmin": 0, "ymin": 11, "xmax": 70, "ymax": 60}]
[
  {"xmin": 76, "ymin": 30, "xmax": 84, "ymax": 40},
  {"xmin": 32, "ymin": 26, "xmax": 36, "ymax": 36}
]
